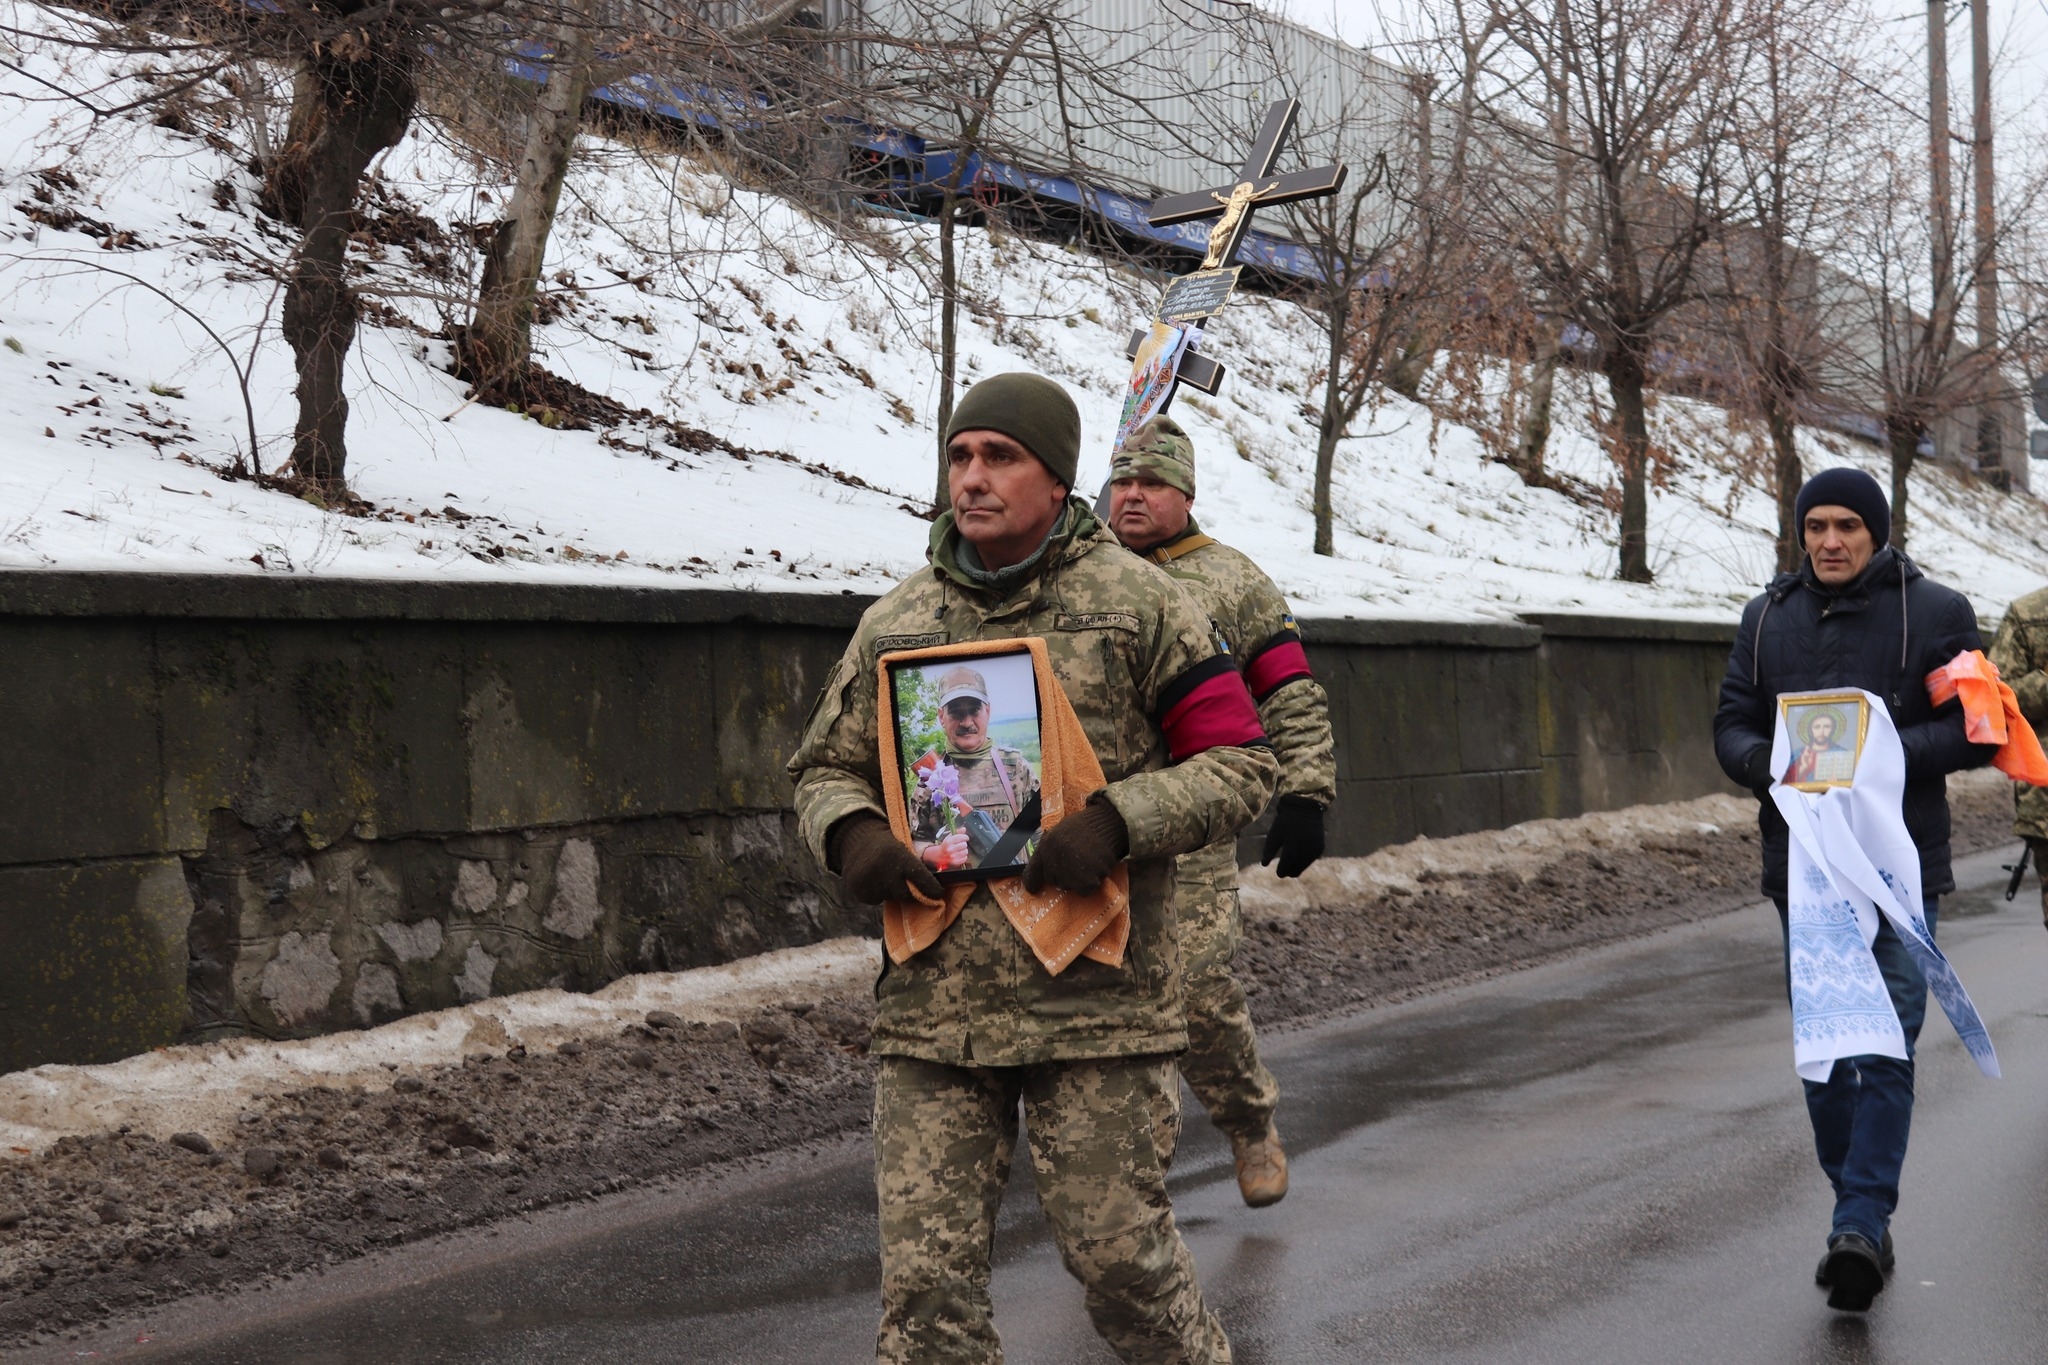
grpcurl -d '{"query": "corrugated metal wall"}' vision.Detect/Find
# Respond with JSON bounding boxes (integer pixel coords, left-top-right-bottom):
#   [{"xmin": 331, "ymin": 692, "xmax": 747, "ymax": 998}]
[{"xmin": 847, "ymin": 0, "xmax": 1420, "ymax": 244}]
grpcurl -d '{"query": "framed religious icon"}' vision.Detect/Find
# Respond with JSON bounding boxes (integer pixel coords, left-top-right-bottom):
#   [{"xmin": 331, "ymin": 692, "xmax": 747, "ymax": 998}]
[
  {"xmin": 1778, "ymin": 692, "xmax": 1871, "ymax": 791},
  {"xmin": 887, "ymin": 650, "xmax": 1045, "ymax": 883},
  {"xmin": 1113, "ymin": 321, "xmax": 1198, "ymax": 451}
]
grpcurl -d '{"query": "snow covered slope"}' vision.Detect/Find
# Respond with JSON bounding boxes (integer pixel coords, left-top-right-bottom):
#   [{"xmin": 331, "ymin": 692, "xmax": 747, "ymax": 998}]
[{"xmin": 2, "ymin": 4, "xmax": 2044, "ymax": 624}]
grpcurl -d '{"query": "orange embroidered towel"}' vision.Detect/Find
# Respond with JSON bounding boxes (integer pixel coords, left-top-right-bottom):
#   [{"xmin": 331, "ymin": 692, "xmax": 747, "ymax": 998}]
[
  {"xmin": 875, "ymin": 637, "xmax": 1129, "ymax": 975},
  {"xmin": 1925, "ymin": 649, "xmax": 2048, "ymax": 785}
]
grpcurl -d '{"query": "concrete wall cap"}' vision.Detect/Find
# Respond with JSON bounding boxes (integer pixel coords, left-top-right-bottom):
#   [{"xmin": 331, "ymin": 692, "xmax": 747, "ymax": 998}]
[
  {"xmin": 1298, "ymin": 617, "xmax": 1542, "ymax": 649},
  {"xmin": 0, "ymin": 572, "xmax": 880, "ymax": 629},
  {"xmin": 0, "ymin": 576, "xmax": 1738, "ymax": 643},
  {"xmin": 1516, "ymin": 612, "xmax": 1739, "ymax": 644}
]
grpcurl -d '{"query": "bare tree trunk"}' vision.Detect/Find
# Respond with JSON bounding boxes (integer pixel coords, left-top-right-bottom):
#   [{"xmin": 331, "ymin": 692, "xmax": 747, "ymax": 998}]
[
  {"xmin": 1606, "ymin": 346, "xmax": 1653, "ymax": 583},
  {"xmin": 464, "ymin": 17, "xmax": 596, "ymax": 396},
  {"xmin": 920, "ymin": 20, "xmax": 1039, "ymax": 512},
  {"xmin": 1886, "ymin": 417, "xmax": 1918, "ymax": 552},
  {"xmin": 279, "ymin": 43, "xmax": 417, "ymax": 491},
  {"xmin": 1516, "ymin": 333, "xmax": 1559, "ymax": 480},
  {"xmin": 236, "ymin": 61, "xmax": 276, "ymax": 169},
  {"xmin": 1313, "ymin": 291, "xmax": 1350, "ymax": 557},
  {"xmin": 934, "ymin": 186, "xmax": 959, "ymax": 510},
  {"xmin": 1765, "ymin": 393, "xmax": 1802, "ymax": 572},
  {"xmin": 1381, "ymin": 335, "xmax": 1433, "ymax": 398},
  {"xmin": 1514, "ymin": 0, "xmax": 1572, "ymax": 487},
  {"xmin": 262, "ymin": 62, "xmax": 322, "ymax": 224}
]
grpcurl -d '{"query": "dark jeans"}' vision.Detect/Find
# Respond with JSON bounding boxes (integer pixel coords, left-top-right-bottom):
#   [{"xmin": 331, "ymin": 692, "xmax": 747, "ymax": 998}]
[{"xmin": 1773, "ymin": 895, "xmax": 1937, "ymax": 1247}]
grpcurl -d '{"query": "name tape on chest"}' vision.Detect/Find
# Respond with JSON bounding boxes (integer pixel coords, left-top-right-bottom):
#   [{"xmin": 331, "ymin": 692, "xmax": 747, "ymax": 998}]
[
  {"xmin": 874, "ymin": 631, "xmax": 948, "ymax": 654},
  {"xmin": 1056, "ymin": 612, "xmax": 1140, "ymax": 634}
]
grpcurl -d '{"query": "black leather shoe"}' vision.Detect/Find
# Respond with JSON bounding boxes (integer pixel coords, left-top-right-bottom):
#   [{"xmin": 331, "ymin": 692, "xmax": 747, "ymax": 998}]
[
  {"xmin": 1816, "ymin": 1228, "xmax": 1894, "ymax": 1286},
  {"xmin": 1821, "ymin": 1232, "xmax": 1886, "ymax": 1311}
]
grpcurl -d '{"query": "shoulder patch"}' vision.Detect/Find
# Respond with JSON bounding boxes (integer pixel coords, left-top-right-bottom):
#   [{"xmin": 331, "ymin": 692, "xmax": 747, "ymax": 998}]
[
  {"xmin": 874, "ymin": 631, "xmax": 947, "ymax": 654},
  {"xmin": 1056, "ymin": 612, "xmax": 1140, "ymax": 634}
]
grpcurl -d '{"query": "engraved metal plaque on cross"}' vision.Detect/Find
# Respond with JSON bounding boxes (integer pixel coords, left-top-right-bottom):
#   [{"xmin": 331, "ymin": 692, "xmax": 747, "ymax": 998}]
[{"xmin": 1122, "ymin": 99, "xmax": 1346, "ymax": 398}]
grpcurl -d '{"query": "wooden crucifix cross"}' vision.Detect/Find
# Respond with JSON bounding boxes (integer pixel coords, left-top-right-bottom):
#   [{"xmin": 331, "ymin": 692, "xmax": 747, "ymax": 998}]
[
  {"xmin": 1119, "ymin": 99, "xmax": 1346, "ymax": 398},
  {"xmin": 1150, "ymin": 99, "xmax": 1347, "ymax": 272}
]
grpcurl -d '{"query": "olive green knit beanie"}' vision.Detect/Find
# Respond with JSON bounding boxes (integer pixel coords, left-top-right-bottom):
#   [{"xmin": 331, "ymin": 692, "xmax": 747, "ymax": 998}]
[{"xmin": 943, "ymin": 373, "xmax": 1081, "ymax": 490}]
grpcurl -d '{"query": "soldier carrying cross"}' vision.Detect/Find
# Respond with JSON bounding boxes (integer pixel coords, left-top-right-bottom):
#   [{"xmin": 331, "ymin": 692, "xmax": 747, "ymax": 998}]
[
  {"xmin": 1104, "ymin": 100, "xmax": 1349, "ymax": 1212},
  {"xmin": 790, "ymin": 101, "xmax": 1350, "ymax": 1363}
]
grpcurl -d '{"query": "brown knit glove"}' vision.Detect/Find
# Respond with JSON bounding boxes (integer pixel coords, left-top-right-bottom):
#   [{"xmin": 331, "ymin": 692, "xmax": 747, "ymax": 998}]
[
  {"xmin": 828, "ymin": 814, "xmax": 943, "ymax": 905},
  {"xmin": 1022, "ymin": 796, "xmax": 1130, "ymax": 894}
]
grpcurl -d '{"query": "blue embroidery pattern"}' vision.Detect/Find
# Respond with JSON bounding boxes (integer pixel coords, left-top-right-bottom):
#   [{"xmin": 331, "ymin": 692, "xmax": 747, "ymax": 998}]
[
  {"xmin": 1786, "ymin": 882, "xmax": 1897, "ymax": 1053},
  {"xmin": 1868, "ymin": 860, "xmax": 1999, "ymax": 1074}
]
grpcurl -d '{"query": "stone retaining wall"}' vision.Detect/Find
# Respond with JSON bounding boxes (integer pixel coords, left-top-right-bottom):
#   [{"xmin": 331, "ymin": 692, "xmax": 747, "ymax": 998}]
[
  {"xmin": 1285, "ymin": 613, "xmax": 1737, "ymax": 866},
  {"xmin": 0, "ymin": 572, "xmax": 1739, "ymax": 1071}
]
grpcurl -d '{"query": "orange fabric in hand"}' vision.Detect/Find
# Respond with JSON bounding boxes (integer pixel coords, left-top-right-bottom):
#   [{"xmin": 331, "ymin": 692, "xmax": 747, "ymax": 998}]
[
  {"xmin": 875, "ymin": 637, "xmax": 1129, "ymax": 976},
  {"xmin": 1925, "ymin": 649, "xmax": 2048, "ymax": 785}
]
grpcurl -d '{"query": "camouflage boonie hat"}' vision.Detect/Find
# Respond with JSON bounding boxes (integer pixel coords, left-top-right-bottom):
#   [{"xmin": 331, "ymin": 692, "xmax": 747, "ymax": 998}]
[
  {"xmin": 1110, "ymin": 416, "xmax": 1196, "ymax": 496},
  {"xmin": 935, "ymin": 665, "xmax": 990, "ymax": 709}
]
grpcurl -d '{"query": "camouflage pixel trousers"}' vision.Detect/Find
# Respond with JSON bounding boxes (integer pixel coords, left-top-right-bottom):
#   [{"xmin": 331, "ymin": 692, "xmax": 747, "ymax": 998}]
[
  {"xmin": 873, "ymin": 1053, "xmax": 1233, "ymax": 1364},
  {"xmin": 1176, "ymin": 882, "xmax": 1280, "ymax": 1143}
]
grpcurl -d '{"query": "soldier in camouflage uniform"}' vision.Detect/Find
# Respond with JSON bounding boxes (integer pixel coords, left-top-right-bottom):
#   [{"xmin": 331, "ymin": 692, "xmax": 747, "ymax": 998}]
[
  {"xmin": 1989, "ymin": 584, "xmax": 2048, "ymax": 925},
  {"xmin": 908, "ymin": 664, "xmax": 1040, "ymax": 872},
  {"xmin": 1106, "ymin": 416, "xmax": 1337, "ymax": 1210},
  {"xmin": 788, "ymin": 372, "xmax": 1278, "ymax": 1364}
]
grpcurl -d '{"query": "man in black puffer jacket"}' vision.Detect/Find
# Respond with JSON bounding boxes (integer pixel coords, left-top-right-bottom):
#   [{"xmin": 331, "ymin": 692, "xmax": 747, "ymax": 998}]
[{"xmin": 1715, "ymin": 466, "xmax": 1997, "ymax": 1312}]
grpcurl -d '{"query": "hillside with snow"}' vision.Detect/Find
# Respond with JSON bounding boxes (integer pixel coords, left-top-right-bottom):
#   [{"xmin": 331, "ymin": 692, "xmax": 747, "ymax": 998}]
[{"xmin": 2, "ymin": 4, "xmax": 2044, "ymax": 625}]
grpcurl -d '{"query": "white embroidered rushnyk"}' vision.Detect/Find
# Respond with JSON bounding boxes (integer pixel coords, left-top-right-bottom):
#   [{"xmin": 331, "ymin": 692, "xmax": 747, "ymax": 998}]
[{"xmin": 1769, "ymin": 688, "xmax": 1999, "ymax": 1083}]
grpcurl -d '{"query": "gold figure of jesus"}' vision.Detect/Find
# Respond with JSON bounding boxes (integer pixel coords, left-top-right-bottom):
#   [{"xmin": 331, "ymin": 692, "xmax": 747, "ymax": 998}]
[{"xmin": 1201, "ymin": 182, "xmax": 1265, "ymax": 269}]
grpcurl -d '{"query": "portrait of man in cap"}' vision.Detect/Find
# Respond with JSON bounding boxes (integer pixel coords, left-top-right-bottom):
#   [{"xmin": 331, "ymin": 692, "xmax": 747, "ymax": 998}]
[{"xmin": 899, "ymin": 658, "xmax": 1041, "ymax": 874}]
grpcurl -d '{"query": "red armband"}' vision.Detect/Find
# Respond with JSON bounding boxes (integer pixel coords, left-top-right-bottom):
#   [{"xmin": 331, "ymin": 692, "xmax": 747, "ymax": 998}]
[
  {"xmin": 1156, "ymin": 656, "xmax": 1268, "ymax": 761},
  {"xmin": 1243, "ymin": 629, "xmax": 1314, "ymax": 702}
]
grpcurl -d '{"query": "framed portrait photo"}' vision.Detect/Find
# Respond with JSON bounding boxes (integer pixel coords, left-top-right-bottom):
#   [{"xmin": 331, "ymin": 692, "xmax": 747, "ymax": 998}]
[
  {"xmin": 1778, "ymin": 692, "xmax": 1871, "ymax": 792},
  {"xmin": 886, "ymin": 649, "xmax": 1045, "ymax": 883}
]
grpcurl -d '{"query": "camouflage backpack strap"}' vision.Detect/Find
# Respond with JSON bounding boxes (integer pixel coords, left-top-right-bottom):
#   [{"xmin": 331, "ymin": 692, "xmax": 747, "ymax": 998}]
[
  {"xmin": 989, "ymin": 747, "xmax": 1020, "ymax": 812},
  {"xmin": 1146, "ymin": 534, "xmax": 1217, "ymax": 566}
]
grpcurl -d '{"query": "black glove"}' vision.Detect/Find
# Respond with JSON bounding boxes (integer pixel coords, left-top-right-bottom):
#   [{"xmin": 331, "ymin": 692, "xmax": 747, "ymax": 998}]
[
  {"xmin": 1743, "ymin": 746, "xmax": 1775, "ymax": 798},
  {"xmin": 1023, "ymin": 796, "xmax": 1131, "ymax": 894},
  {"xmin": 828, "ymin": 814, "xmax": 943, "ymax": 905},
  {"xmin": 1260, "ymin": 794, "xmax": 1326, "ymax": 878}
]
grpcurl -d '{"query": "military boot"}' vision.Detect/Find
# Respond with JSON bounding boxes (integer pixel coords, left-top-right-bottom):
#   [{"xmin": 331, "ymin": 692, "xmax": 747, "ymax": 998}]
[{"xmin": 1231, "ymin": 1122, "xmax": 1289, "ymax": 1208}]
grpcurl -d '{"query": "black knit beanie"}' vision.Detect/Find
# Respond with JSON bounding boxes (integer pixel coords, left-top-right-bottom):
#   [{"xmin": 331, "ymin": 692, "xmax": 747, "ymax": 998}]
[
  {"xmin": 943, "ymin": 373, "xmax": 1080, "ymax": 491},
  {"xmin": 1795, "ymin": 467, "xmax": 1890, "ymax": 548}
]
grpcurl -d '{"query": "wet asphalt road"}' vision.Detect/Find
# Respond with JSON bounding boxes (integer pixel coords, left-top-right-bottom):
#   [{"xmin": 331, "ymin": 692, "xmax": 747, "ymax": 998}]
[{"xmin": 78, "ymin": 846, "xmax": 2048, "ymax": 1364}]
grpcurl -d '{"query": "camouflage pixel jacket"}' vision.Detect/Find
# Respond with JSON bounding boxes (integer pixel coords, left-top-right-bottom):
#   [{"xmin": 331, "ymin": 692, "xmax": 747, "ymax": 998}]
[
  {"xmin": 1990, "ymin": 584, "xmax": 2048, "ymax": 839},
  {"xmin": 1141, "ymin": 519, "xmax": 1338, "ymax": 895},
  {"xmin": 907, "ymin": 744, "xmax": 1039, "ymax": 857},
  {"xmin": 787, "ymin": 500, "xmax": 1279, "ymax": 1064}
]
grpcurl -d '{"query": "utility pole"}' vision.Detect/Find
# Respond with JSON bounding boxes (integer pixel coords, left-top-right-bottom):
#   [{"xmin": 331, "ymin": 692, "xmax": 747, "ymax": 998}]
[
  {"xmin": 1970, "ymin": 0, "xmax": 2003, "ymax": 482},
  {"xmin": 1928, "ymin": 0, "xmax": 1955, "ymax": 397}
]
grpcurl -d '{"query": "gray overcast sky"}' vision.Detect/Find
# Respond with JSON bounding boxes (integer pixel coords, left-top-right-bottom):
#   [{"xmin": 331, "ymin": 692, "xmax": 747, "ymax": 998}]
[{"xmin": 1268, "ymin": 0, "xmax": 2048, "ymax": 143}]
